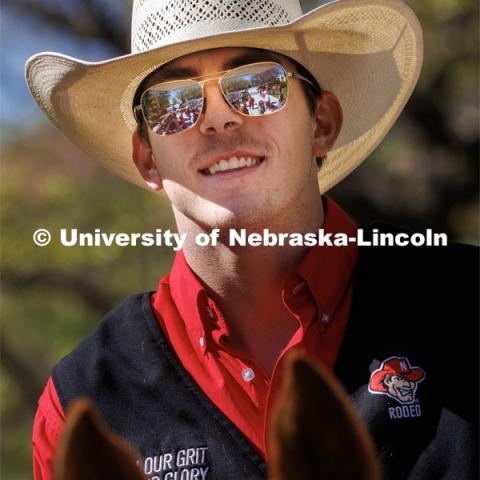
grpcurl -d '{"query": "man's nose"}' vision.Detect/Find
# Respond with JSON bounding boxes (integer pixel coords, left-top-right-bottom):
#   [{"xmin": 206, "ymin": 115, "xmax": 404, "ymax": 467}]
[{"xmin": 197, "ymin": 82, "xmax": 243, "ymax": 135}]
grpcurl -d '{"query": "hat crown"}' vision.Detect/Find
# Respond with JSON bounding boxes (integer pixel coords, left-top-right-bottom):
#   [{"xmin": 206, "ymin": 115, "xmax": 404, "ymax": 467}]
[{"xmin": 131, "ymin": 0, "xmax": 303, "ymax": 53}]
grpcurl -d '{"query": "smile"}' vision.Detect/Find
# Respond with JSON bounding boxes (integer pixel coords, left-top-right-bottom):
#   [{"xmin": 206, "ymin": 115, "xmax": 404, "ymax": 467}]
[{"xmin": 200, "ymin": 156, "xmax": 264, "ymax": 176}]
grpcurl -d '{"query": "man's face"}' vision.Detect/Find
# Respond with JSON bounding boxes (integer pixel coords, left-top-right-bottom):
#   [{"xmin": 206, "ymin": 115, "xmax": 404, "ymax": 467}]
[
  {"xmin": 133, "ymin": 47, "xmax": 342, "ymax": 231},
  {"xmin": 384, "ymin": 375, "xmax": 417, "ymax": 403}
]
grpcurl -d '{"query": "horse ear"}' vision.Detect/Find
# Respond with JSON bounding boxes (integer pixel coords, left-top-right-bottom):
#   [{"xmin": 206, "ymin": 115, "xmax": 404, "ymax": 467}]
[
  {"xmin": 55, "ymin": 398, "xmax": 145, "ymax": 480},
  {"xmin": 266, "ymin": 352, "xmax": 382, "ymax": 480}
]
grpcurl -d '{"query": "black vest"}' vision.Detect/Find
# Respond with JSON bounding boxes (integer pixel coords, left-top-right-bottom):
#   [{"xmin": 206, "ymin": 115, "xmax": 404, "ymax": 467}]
[{"xmin": 54, "ymin": 228, "xmax": 479, "ymax": 479}]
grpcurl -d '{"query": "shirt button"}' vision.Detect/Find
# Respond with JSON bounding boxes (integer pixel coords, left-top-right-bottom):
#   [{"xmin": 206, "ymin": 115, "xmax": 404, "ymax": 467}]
[
  {"xmin": 241, "ymin": 368, "xmax": 255, "ymax": 382},
  {"xmin": 199, "ymin": 336, "xmax": 205, "ymax": 348},
  {"xmin": 206, "ymin": 306, "xmax": 216, "ymax": 319},
  {"xmin": 291, "ymin": 280, "xmax": 306, "ymax": 295},
  {"xmin": 321, "ymin": 313, "xmax": 330, "ymax": 324}
]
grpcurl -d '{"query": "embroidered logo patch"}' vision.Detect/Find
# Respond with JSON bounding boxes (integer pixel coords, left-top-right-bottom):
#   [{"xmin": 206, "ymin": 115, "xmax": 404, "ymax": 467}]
[{"xmin": 368, "ymin": 356, "xmax": 425, "ymax": 405}]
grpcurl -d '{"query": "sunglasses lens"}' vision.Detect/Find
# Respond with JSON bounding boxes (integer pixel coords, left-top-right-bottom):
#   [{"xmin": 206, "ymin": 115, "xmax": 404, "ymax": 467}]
[
  {"xmin": 141, "ymin": 81, "xmax": 203, "ymax": 135},
  {"xmin": 221, "ymin": 63, "xmax": 288, "ymax": 116}
]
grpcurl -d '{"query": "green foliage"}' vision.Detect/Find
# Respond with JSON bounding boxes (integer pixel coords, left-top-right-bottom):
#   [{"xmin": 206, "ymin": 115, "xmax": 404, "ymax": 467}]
[{"xmin": 1, "ymin": 125, "xmax": 176, "ymax": 478}]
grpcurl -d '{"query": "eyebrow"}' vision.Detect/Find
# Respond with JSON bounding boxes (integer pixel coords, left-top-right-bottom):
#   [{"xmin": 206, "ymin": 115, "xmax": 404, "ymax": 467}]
[
  {"xmin": 222, "ymin": 50, "xmax": 284, "ymax": 70},
  {"xmin": 145, "ymin": 50, "xmax": 284, "ymax": 86},
  {"xmin": 142, "ymin": 66, "xmax": 198, "ymax": 89}
]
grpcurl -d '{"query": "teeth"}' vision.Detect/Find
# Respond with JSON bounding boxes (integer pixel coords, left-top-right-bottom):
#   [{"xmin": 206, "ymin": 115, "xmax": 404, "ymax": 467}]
[
  {"xmin": 219, "ymin": 159, "xmax": 229, "ymax": 170},
  {"xmin": 206, "ymin": 156, "xmax": 260, "ymax": 175}
]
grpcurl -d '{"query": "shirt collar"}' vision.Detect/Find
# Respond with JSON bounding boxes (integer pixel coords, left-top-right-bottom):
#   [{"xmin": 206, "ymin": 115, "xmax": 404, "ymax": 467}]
[
  {"xmin": 169, "ymin": 250, "xmax": 209, "ymax": 343},
  {"xmin": 295, "ymin": 196, "xmax": 358, "ymax": 320}
]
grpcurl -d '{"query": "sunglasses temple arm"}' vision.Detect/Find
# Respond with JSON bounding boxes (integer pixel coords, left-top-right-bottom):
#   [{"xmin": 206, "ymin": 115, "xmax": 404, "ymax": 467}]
[
  {"xmin": 287, "ymin": 72, "xmax": 319, "ymax": 91},
  {"xmin": 133, "ymin": 105, "xmax": 144, "ymax": 124}
]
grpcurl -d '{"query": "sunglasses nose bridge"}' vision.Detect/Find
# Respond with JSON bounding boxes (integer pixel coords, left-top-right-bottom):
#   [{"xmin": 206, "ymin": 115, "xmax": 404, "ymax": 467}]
[
  {"xmin": 197, "ymin": 80, "xmax": 243, "ymax": 134},
  {"xmin": 197, "ymin": 75, "xmax": 237, "ymax": 114},
  {"xmin": 197, "ymin": 76, "xmax": 228, "ymax": 102}
]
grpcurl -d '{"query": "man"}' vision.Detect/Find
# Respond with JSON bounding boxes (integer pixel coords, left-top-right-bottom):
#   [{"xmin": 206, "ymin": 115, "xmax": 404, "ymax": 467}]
[{"xmin": 26, "ymin": 0, "xmax": 478, "ymax": 479}]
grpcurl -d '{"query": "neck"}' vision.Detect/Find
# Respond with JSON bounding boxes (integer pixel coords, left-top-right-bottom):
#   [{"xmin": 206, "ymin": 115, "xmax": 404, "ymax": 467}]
[{"xmin": 173, "ymin": 194, "xmax": 325, "ymax": 375}]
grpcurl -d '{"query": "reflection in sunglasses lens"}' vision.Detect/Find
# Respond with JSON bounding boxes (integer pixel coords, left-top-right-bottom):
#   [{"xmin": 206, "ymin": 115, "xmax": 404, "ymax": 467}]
[
  {"xmin": 142, "ymin": 63, "xmax": 289, "ymax": 135},
  {"xmin": 143, "ymin": 83, "xmax": 203, "ymax": 135},
  {"xmin": 222, "ymin": 64, "xmax": 288, "ymax": 116}
]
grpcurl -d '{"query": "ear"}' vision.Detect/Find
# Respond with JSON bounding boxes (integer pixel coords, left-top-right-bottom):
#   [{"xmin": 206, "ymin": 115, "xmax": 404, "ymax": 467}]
[
  {"xmin": 311, "ymin": 91, "xmax": 343, "ymax": 158},
  {"xmin": 55, "ymin": 398, "xmax": 145, "ymax": 480},
  {"xmin": 266, "ymin": 352, "xmax": 381, "ymax": 480},
  {"xmin": 132, "ymin": 128, "xmax": 163, "ymax": 191}
]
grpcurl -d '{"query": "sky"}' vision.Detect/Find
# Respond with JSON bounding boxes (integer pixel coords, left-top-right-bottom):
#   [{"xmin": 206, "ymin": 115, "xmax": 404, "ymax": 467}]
[{"xmin": 0, "ymin": 5, "xmax": 121, "ymax": 138}]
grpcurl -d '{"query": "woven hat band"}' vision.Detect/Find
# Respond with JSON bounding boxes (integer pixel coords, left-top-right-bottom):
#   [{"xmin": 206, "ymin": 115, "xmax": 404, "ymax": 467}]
[{"xmin": 131, "ymin": 0, "xmax": 303, "ymax": 53}]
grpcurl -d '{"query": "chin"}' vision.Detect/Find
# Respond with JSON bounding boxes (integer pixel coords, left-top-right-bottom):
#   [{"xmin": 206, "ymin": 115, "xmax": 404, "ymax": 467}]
[
  {"xmin": 193, "ymin": 203, "xmax": 272, "ymax": 232},
  {"xmin": 198, "ymin": 209, "xmax": 255, "ymax": 231}
]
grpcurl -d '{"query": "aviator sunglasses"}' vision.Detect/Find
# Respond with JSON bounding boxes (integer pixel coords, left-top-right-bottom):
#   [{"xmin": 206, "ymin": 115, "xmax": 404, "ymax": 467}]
[{"xmin": 133, "ymin": 62, "xmax": 317, "ymax": 136}]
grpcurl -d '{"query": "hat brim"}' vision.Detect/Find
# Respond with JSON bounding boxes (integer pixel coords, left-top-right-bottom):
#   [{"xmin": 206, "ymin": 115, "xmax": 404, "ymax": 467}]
[
  {"xmin": 400, "ymin": 369, "xmax": 425, "ymax": 382},
  {"xmin": 25, "ymin": 0, "xmax": 423, "ymax": 193},
  {"xmin": 370, "ymin": 366, "xmax": 425, "ymax": 392}
]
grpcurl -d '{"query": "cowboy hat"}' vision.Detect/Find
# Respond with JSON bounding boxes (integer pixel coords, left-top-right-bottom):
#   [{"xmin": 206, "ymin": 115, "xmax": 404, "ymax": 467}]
[{"xmin": 25, "ymin": 0, "xmax": 423, "ymax": 193}]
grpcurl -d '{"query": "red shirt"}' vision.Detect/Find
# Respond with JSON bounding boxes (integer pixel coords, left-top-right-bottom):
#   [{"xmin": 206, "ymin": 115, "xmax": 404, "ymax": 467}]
[{"xmin": 32, "ymin": 196, "xmax": 358, "ymax": 479}]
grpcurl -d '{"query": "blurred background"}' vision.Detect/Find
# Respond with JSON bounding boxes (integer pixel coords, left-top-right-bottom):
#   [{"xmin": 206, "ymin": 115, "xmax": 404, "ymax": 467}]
[{"xmin": 1, "ymin": 0, "xmax": 478, "ymax": 477}]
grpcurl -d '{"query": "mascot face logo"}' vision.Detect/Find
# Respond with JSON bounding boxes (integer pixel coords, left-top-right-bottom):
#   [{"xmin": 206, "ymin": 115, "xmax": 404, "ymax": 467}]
[
  {"xmin": 383, "ymin": 374, "xmax": 417, "ymax": 402},
  {"xmin": 368, "ymin": 357, "xmax": 425, "ymax": 404}
]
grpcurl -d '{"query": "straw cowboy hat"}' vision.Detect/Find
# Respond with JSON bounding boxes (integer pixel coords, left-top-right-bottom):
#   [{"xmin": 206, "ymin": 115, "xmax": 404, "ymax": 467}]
[{"xmin": 25, "ymin": 0, "xmax": 423, "ymax": 193}]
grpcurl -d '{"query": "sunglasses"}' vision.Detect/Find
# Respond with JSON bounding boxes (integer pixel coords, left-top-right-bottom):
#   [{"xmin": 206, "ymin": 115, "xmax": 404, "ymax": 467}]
[{"xmin": 133, "ymin": 62, "xmax": 316, "ymax": 136}]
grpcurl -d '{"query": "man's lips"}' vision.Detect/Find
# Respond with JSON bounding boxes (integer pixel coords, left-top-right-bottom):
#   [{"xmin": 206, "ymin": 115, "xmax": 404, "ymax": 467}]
[{"xmin": 198, "ymin": 151, "xmax": 265, "ymax": 176}]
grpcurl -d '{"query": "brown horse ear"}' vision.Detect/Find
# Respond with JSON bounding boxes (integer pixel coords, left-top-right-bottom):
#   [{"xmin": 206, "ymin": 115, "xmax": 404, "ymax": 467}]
[
  {"xmin": 266, "ymin": 352, "xmax": 382, "ymax": 480},
  {"xmin": 55, "ymin": 398, "xmax": 145, "ymax": 480}
]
